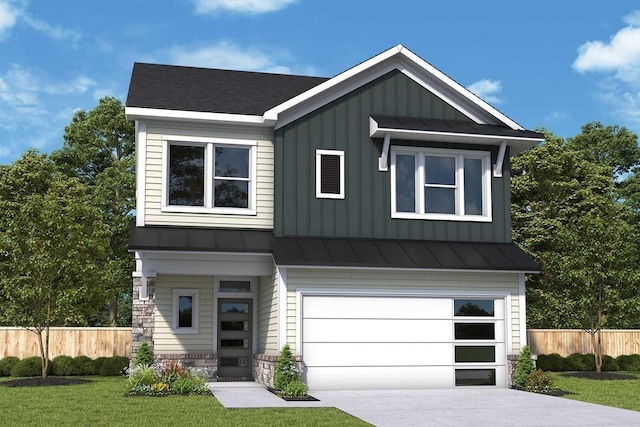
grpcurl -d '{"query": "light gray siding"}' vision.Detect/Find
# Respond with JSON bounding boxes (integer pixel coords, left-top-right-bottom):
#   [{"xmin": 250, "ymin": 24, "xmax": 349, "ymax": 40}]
[{"xmin": 257, "ymin": 265, "xmax": 278, "ymax": 355}]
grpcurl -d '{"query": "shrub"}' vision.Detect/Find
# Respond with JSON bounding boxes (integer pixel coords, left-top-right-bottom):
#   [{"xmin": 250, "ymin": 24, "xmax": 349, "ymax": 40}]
[
  {"xmin": 278, "ymin": 379, "xmax": 308, "ymax": 398},
  {"xmin": 73, "ymin": 356, "xmax": 96, "ymax": 375},
  {"xmin": 93, "ymin": 357, "xmax": 108, "ymax": 373},
  {"xmin": 580, "ymin": 353, "xmax": 596, "ymax": 371},
  {"xmin": 135, "ymin": 342, "xmax": 153, "ymax": 366},
  {"xmin": 616, "ymin": 354, "xmax": 640, "ymax": 371},
  {"xmin": 127, "ymin": 364, "xmax": 157, "ymax": 387},
  {"xmin": 535, "ymin": 353, "xmax": 565, "ymax": 371},
  {"xmin": 525, "ymin": 369, "xmax": 558, "ymax": 394},
  {"xmin": 99, "ymin": 356, "xmax": 129, "ymax": 376},
  {"xmin": 601, "ymin": 355, "xmax": 619, "ymax": 371},
  {"xmin": 514, "ymin": 346, "xmax": 535, "ymax": 389},
  {"xmin": 170, "ymin": 376, "xmax": 208, "ymax": 395},
  {"xmin": 51, "ymin": 355, "xmax": 78, "ymax": 376},
  {"xmin": 565, "ymin": 353, "xmax": 587, "ymax": 371},
  {"xmin": 11, "ymin": 356, "xmax": 48, "ymax": 377},
  {"xmin": 274, "ymin": 344, "xmax": 299, "ymax": 390},
  {"xmin": 0, "ymin": 357, "xmax": 20, "ymax": 377}
]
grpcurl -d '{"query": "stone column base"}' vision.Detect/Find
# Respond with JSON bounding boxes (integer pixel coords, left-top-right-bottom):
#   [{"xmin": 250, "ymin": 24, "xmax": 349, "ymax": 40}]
[{"xmin": 253, "ymin": 354, "xmax": 303, "ymax": 388}]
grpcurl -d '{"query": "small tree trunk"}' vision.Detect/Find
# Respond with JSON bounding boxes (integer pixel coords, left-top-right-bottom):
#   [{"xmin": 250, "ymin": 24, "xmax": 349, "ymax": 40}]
[
  {"xmin": 109, "ymin": 297, "xmax": 118, "ymax": 326},
  {"xmin": 35, "ymin": 327, "xmax": 46, "ymax": 379},
  {"xmin": 44, "ymin": 322, "xmax": 50, "ymax": 379}
]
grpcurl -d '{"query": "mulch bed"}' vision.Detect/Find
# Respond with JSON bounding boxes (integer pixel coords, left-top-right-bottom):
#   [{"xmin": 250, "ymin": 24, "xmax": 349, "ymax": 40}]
[
  {"xmin": 560, "ymin": 372, "xmax": 638, "ymax": 380},
  {"xmin": 266, "ymin": 386, "xmax": 319, "ymax": 401},
  {"xmin": 1, "ymin": 377, "xmax": 92, "ymax": 387}
]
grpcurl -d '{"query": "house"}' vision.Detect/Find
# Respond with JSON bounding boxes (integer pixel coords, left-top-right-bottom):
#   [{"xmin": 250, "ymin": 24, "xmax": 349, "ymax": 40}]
[{"xmin": 125, "ymin": 45, "xmax": 542, "ymax": 390}]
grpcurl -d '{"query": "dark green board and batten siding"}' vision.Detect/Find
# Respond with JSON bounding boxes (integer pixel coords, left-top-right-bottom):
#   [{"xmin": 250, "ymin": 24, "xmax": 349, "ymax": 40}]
[{"xmin": 274, "ymin": 70, "xmax": 512, "ymax": 243}]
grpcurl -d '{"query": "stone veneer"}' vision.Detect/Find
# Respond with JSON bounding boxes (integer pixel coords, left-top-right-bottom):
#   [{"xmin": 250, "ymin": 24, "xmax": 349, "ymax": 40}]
[
  {"xmin": 131, "ymin": 276, "xmax": 156, "ymax": 361},
  {"xmin": 253, "ymin": 354, "xmax": 303, "ymax": 387},
  {"xmin": 507, "ymin": 353, "xmax": 520, "ymax": 386}
]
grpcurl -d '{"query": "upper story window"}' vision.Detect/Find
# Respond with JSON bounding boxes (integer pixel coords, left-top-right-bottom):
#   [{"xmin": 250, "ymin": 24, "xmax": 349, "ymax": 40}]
[
  {"xmin": 390, "ymin": 147, "xmax": 491, "ymax": 221},
  {"xmin": 316, "ymin": 149, "xmax": 345, "ymax": 199},
  {"xmin": 163, "ymin": 136, "xmax": 257, "ymax": 215}
]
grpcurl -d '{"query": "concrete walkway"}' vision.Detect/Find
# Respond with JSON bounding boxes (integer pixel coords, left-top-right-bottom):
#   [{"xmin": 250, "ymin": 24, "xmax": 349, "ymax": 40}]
[{"xmin": 208, "ymin": 383, "xmax": 640, "ymax": 427}]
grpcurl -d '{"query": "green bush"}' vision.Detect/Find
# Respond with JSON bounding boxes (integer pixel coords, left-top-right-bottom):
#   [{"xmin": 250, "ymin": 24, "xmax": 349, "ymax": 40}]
[
  {"xmin": 135, "ymin": 342, "xmax": 153, "ymax": 366},
  {"xmin": 73, "ymin": 356, "xmax": 96, "ymax": 375},
  {"xmin": 51, "ymin": 355, "xmax": 78, "ymax": 376},
  {"xmin": 93, "ymin": 357, "xmax": 109, "ymax": 373},
  {"xmin": 580, "ymin": 353, "xmax": 596, "ymax": 371},
  {"xmin": 525, "ymin": 369, "xmax": 558, "ymax": 394},
  {"xmin": 0, "ymin": 357, "xmax": 20, "ymax": 377},
  {"xmin": 170, "ymin": 376, "xmax": 208, "ymax": 395},
  {"xmin": 514, "ymin": 346, "xmax": 535, "ymax": 389},
  {"xmin": 274, "ymin": 344, "xmax": 299, "ymax": 390},
  {"xmin": 616, "ymin": 354, "xmax": 640, "ymax": 371},
  {"xmin": 127, "ymin": 364, "xmax": 157, "ymax": 387},
  {"xmin": 278, "ymin": 379, "xmax": 308, "ymax": 398},
  {"xmin": 11, "ymin": 356, "xmax": 48, "ymax": 377},
  {"xmin": 602, "ymin": 355, "xmax": 620, "ymax": 371},
  {"xmin": 564, "ymin": 353, "xmax": 586, "ymax": 371},
  {"xmin": 99, "ymin": 356, "xmax": 129, "ymax": 376},
  {"xmin": 536, "ymin": 353, "xmax": 565, "ymax": 371}
]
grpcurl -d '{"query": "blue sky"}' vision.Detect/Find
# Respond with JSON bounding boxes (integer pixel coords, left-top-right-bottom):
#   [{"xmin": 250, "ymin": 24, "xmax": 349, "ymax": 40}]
[{"xmin": 1, "ymin": 0, "xmax": 640, "ymax": 164}]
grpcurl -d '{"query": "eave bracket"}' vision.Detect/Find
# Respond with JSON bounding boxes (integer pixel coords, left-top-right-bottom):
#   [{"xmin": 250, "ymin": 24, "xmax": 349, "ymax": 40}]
[
  {"xmin": 493, "ymin": 140, "xmax": 507, "ymax": 178},
  {"xmin": 379, "ymin": 133, "xmax": 391, "ymax": 171}
]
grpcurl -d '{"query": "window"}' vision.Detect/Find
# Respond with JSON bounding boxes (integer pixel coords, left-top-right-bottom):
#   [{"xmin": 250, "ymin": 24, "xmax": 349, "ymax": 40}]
[
  {"xmin": 454, "ymin": 299, "xmax": 495, "ymax": 317},
  {"xmin": 163, "ymin": 137, "xmax": 257, "ymax": 214},
  {"xmin": 316, "ymin": 149, "xmax": 345, "ymax": 199},
  {"xmin": 390, "ymin": 147, "xmax": 491, "ymax": 221},
  {"xmin": 172, "ymin": 289, "xmax": 199, "ymax": 334}
]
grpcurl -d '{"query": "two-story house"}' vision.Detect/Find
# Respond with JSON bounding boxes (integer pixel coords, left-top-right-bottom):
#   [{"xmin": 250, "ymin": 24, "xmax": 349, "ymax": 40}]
[{"xmin": 125, "ymin": 45, "xmax": 542, "ymax": 390}]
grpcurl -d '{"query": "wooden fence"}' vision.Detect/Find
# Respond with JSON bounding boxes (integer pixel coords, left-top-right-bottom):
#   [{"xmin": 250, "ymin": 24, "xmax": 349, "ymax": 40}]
[
  {"xmin": 0, "ymin": 327, "xmax": 132, "ymax": 359},
  {"xmin": 527, "ymin": 329, "xmax": 640, "ymax": 357}
]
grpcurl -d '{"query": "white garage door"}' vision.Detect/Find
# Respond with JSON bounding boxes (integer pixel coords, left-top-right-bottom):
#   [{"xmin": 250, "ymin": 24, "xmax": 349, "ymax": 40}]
[{"xmin": 301, "ymin": 295, "xmax": 505, "ymax": 390}]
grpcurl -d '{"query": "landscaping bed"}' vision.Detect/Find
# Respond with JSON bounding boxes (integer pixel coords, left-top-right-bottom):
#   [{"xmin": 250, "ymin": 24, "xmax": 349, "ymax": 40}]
[
  {"xmin": 1, "ymin": 377, "xmax": 92, "ymax": 387},
  {"xmin": 266, "ymin": 386, "xmax": 319, "ymax": 401}
]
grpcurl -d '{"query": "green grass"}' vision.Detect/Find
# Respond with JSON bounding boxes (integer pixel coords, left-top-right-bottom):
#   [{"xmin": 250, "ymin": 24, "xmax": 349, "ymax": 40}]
[
  {"xmin": 0, "ymin": 377, "xmax": 370, "ymax": 427},
  {"xmin": 551, "ymin": 372, "xmax": 640, "ymax": 412}
]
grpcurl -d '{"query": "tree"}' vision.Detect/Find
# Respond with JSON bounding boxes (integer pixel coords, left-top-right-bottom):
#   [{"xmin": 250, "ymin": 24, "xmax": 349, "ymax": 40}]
[
  {"xmin": 0, "ymin": 151, "xmax": 109, "ymax": 378},
  {"xmin": 51, "ymin": 96, "xmax": 135, "ymax": 326},
  {"xmin": 512, "ymin": 130, "xmax": 640, "ymax": 372}
]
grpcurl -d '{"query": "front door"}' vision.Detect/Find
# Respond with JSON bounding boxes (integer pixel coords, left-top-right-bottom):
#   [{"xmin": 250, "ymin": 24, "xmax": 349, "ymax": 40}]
[{"xmin": 217, "ymin": 299, "xmax": 252, "ymax": 380}]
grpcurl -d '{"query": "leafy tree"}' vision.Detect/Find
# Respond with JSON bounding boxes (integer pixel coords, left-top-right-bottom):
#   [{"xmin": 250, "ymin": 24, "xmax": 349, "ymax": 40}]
[
  {"xmin": 0, "ymin": 151, "xmax": 109, "ymax": 378},
  {"xmin": 512, "ymin": 129, "xmax": 640, "ymax": 372},
  {"xmin": 51, "ymin": 96, "xmax": 135, "ymax": 326}
]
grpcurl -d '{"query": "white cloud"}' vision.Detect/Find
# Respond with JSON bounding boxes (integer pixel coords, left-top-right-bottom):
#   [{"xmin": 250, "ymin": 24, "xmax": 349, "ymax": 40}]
[
  {"xmin": 0, "ymin": 1, "xmax": 19, "ymax": 40},
  {"xmin": 23, "ymin": 15, "xmax": 81, "ymax": 45},
  {"xmin": 544, "ymin": 111, "xmax": 570, "ymax": 122},
  {"xmin": 573, "ymin": 11, "xmax": 640, "ymax": 130},
  {"xmin": 166, "ymin": 40, "xmax": 311, "ymax": 74},
  {"xmin": 466, "ymin": 79, "xmax": 502, "ymax": 104},
  {"xmin": 192, "ymin": 0, "xmax": 297, "ymax": 14}
]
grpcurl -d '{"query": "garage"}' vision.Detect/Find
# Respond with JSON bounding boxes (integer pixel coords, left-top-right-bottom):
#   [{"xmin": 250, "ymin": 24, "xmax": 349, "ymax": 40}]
[{"xmin": 301, "ymin": 294, "xmax": 506, "ymax": 390}]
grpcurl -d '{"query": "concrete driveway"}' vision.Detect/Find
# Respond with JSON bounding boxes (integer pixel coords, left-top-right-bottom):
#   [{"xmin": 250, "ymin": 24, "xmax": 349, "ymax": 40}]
[{"xmin": 210, "ymin": 383, "xmax": 640, "ymax": 427}]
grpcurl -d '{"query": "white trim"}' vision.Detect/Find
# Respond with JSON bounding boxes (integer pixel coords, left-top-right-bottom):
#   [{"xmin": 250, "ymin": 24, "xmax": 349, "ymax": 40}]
[
  {"xmin": 378, "ymin": 132, "xmax": 391, "ymax": 171},
  {"xmin": 493, "ymin": 141, "xmax": 507, "ymax": 178},
  {"xmin": 126, "ymin": 107, "xmax": 274, "ymax": 127},
  {"xmin": 215, "ymin": 276, "xmax": 256, "ymax": 295},
  {"xmin": 277, "ymin": 267, "xmax": 288, "ymax": 350},
  {"xmin": 161, "ymin": 138, "xmax": 258, "ymax": 215},
  {"xmin": 505, "ymin": 294, "xmax": 513, "ymax": 357},
  {"xmin": 172, "ymin": 288, "xmax": 199, "ymax": 334},
  {"xmin": 315, "ymin": 149, "xmax": 345, "ymax": 199},
  {"xmin": 518, "ymin": 273, "xmax": 527, "ymax": 349},
  {"xmin": 135, "ymin": 121, "xmax": 147, "ymax": 227},
  {"xmin": 390, "ymin": 146, "xmax": 492, "ymax": 221}
]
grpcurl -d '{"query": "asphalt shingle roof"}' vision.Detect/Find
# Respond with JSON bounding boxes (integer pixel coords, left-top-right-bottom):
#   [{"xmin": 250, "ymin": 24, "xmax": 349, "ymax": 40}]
[{"xmin": 126, "ymin": 63, "xmax": 329, "ymax": 115}]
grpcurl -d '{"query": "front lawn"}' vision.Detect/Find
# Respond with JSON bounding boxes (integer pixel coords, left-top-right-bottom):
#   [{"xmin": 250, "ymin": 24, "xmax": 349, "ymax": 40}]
[
  {"xmin": 551, "ymin": 371, "xmax": 640, "ymax": 412},
  {"xmin": 0, "ymin": 377, "xmax": 369, "ymax": 427}
]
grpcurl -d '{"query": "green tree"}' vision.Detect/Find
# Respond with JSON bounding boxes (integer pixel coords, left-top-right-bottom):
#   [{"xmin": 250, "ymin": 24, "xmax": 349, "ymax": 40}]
[
  {"xmin": 0, "ymin": 151, "xmax": 109, "ymax": 378},
  {"xmin": 512, "ymin": 130, "xmax": 640, "ymax": 372},
  {"xmin": 51, "ymin": 96, "xmax": 135, "ymax": 326}
]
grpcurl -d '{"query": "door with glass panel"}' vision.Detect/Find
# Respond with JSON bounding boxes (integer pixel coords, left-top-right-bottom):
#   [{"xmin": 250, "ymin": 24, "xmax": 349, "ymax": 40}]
[{"xmin": 218, "ymin": 299, "xmax": 252, "ymax": 379}]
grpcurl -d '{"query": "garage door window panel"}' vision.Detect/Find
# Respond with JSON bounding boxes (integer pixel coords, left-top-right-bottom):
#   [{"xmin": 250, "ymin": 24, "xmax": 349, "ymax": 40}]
[
  {"xmin": 454, "ymin": 299, "xmax": 495, "ymax": 316},
  {"xmin": 455, "ymin": 369, "xmax": 496, "ymax": 386},
  {"xmin": 455, "ymin": 346, "xmax": 495, "ymax": 363},
  {"xmin": 454, "ymin": 323, "xmax": 495, "ymax": 340}
]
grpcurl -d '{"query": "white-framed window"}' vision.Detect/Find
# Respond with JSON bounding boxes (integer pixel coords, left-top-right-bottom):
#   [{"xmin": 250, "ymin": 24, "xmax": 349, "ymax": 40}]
[
  {"xmin": 162, "ymin": 136, "xmax": 257, "ymax": 215},
  {"xmin": 172, "ymin": 289, "xmax": 199, "ymax": 334},
  {"xmin": 316, "ymin": 149, "xmax": 345, "ymax": 199},
  {"xmin": 390, "ymin": 147, "xmax": 491, "ymax": 221}
]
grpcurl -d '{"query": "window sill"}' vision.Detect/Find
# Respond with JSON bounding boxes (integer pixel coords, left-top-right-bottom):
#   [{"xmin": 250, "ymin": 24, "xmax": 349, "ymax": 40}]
[
  {"xmin": 391, "ymin": 212, "xmax": 492, "ymax": 222},
  {"xmin": 162, "ymin": 206, "xmax": 257, "ymax": 216}
]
